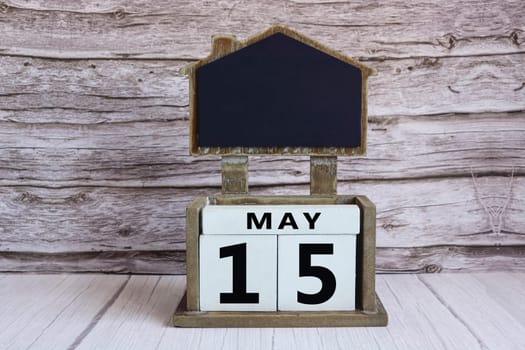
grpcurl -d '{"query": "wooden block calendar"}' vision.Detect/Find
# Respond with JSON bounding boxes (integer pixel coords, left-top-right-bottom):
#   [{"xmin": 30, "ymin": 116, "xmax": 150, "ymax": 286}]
[
  {"xmin": 173, "ymin": 26, "xmax": 388, "ymax": 327},
  {"xmin": 175, "ymin": 195, "xmax": 386, "ymax": 327},
  {"xmin": 200, "ymin": 205, "xmax": 359, "ymax": 312}
]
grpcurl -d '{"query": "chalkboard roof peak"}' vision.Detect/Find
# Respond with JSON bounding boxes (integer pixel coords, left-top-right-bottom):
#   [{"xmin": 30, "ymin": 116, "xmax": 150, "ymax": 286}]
[{"xmin": 182, "ymin": 25, "xmax": 376, "ymax": 76}]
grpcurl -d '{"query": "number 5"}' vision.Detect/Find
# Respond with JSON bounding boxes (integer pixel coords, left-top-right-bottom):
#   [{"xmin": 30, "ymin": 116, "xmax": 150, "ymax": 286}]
[{"xmin": 298, "ymin": 243, "xmax": 336, "ymax": 304}]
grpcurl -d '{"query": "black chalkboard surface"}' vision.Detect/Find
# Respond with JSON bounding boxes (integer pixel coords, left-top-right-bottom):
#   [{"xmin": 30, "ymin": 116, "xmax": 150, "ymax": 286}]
[{"xmin": 196, "ymin": 33, "xmax": 363, "ymax": 149}]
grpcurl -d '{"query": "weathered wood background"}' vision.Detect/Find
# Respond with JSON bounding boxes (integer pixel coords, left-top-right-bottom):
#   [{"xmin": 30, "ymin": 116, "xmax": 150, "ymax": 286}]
[{"xmin": 0, "ymin": 0, "xmax": 523, "ymax": 274}]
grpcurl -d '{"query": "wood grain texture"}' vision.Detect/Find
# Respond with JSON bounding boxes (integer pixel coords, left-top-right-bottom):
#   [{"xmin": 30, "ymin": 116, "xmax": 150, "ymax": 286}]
[
  {"xmin": 0, "ymin": 187, "xmax": 198, "ymax": 252},
  {"xmin": 3, "ymin": 273, "xmax": 522, "ymax": 349},
  {"xmin": 2, "ymin": 246, "xmax": 522, "ymax": 275},
  {"xmin": 471, "ymin": 272, "xmax": 525, "ymax": 325},
  {"xmin": 377, "ymin": 245, "xmax": 525, "ymax": 273},
  {"xmin": 0, "ymin": 113, "xmax": 523, "ymax": 187},
  {"xmin": 221, "ymin": 156, "xmax": 249, "ymax": 194},
  {"xmin": 0, "ymin": 175, "xmax": 523, "ymax": 273},
  {"xmin": 75, "ymin": 275, "xmax": 186, "ymax": 350},
  {"xmin": 0, "ymin": 0, "xmax": 523, "ymax": 273},
  {"xmin": 370, "ymin": 55, "xmax": 525, "ymax": 116},
  {"xmin": 185, "ymin": 197, "xmax": 207, "ymax": 310},
  {"xmin": 0, "ymin": 57, "xmax": 188, "ymax": 123},
  {"xmin": 420, "ymin": 273, "xmax": 525, "ymax": 349},
  {"xmin": 366, "ymin": 275, "xmax": 482, "ymax": 349},
  {"xmin": 173, "ymin": 294, "xmax": 387, "ymax": 327},
  {"xmin": 0, "ymin": 250, "xmax": 185, "ymax": 274},
  {"xmin": 0, "ymin": 177, "xmax": 523, "ymax": 253},
  {"xmin": 355, "ymin": 196, "xmax": 377, "ymax": 311},
  {"xmin": 0, "ymin": 274, "xmax": 128, "ymax": 349},
  {"xmin": 310, "ymin": 156, "xmax": 337, "ymax": 195},
  {"xmin": 1, "ymin": 55, "xmax": 524, "ymax": 122},
  {"xmin": 0, "ymin": 0, "xmax": 523, "ymax": 60}
]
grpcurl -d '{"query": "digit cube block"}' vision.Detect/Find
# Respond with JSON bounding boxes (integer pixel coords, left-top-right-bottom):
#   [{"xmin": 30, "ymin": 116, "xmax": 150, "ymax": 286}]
[
  {"xmin": 199, "ymin": 235, "xmax": 277, "ymax": 311},
  {"xmin": 278, "ymin": 235, "xmax": 358, "ymax": 311}
]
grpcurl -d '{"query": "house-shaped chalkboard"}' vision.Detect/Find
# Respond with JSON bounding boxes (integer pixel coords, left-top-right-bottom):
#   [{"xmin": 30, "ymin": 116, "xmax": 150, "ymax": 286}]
[{"xmin": 185, "ymin": 25, "xmax": 375, "ymax": 156}]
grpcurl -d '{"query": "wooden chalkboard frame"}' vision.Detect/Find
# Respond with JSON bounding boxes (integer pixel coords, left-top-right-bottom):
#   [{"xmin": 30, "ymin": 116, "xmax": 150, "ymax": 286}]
[{"xmin": 183, "ymin": 25, "xmax": 375, "ymax": 156}]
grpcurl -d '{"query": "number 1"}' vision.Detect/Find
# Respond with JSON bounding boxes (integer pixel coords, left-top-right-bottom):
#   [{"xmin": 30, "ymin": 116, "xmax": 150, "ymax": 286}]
[{"xmin": 219, "ymin": 243, "xmax": 259, "ymax": 304}]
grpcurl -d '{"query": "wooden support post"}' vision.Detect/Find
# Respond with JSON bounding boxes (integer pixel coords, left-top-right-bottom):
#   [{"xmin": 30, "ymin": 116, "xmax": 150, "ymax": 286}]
[
  {"xmin": 355, "ymin": 196, "xmax": 378, "ymax": 313},
  {"xmin": 310, "ymin": 156, "xmax": 337, "ymax": 195},
  {"xmin": 222, "ymin": 156, "xmax": 248, "ymax": 194},
  {"xmin": 185, "ymin": 197, "xmax": 207, "ymax": 311}
]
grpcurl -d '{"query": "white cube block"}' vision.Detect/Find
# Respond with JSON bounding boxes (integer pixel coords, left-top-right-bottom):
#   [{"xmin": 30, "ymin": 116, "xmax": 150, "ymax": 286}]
[
  {"xmin": 199, "ymin": 235, "xmax": 277, "ymax": 311},
  {"xmin": 202, "ymin": 205, "xmax": 360, "ymax": 235},
  {"xmin": 278, "ymin": 235, "xmax": 357, "ymax": 311}
]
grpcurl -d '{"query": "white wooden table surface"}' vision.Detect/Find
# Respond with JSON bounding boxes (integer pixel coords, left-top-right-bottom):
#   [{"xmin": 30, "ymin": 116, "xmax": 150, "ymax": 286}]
[{"xmin": 1, "ymin": 273, "xmax": 524, "ymax": 350}]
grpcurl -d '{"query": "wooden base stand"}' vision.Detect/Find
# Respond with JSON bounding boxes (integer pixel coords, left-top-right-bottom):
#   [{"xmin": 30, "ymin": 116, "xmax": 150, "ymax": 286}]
[{"xmin": 173, "ymin": 293, "xmax": 388, "ymax": 328}]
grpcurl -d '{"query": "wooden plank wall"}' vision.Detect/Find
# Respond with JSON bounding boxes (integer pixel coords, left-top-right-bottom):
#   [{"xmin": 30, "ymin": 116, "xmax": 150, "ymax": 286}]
[{"xmin": 0, "ymin": 0, "xmax": 523, "ymax": 274}]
